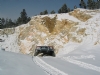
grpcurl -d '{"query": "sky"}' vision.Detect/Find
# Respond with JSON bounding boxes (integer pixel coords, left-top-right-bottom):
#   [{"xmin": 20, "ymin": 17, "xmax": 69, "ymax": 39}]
[{"xmin": 0, "ymin": 0, "xmax": 88, "ymax": 20}]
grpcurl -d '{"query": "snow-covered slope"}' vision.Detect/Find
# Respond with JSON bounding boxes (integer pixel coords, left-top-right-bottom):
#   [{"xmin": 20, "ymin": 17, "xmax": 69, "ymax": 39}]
[
  {"xmin": 0, "ymin": 50, "xmax": 47, "ymax": 75},
  {"xmin": 0, "ymin": 8, "xmax": 100, "ymax": 55},
  {"xmin": 0, "ymin": 42, "xmax": 100, "ymax": 75}
]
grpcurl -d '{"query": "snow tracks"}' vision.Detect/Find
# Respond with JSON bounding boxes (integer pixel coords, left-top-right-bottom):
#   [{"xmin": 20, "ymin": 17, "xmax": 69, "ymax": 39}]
[
  {"xmin": 33, "ymin": 57, "xmax": 68, "ymax": 75},
  {"xmin": 62, "ymin": 57, "xmax": 100, "ymax": 73}
]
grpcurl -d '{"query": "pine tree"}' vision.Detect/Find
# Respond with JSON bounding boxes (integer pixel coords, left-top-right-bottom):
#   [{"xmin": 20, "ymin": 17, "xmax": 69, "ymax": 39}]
[
  {"xmin": 58, "ymin": 4, "xmax": 68, "ymax": 13},
  {"xmin": 1, "ymin": 18, "xmax": 5, "ymax": 26},
  {"xmin": 43, "ymin": 10, "xmax": 48, "ymax": 15},
  {"xmin": 79, "ymin": 0, "xmax": 86, "ymax": 9},
  {"xmin": 27, "ymin": 17, "xmax": 31, "ymax": 22},
  {"xmin": 5, "ymin": 18, "xmax": 9, "ymax": 28},
  {"xmin": 92, "ymin": 0, "xmax": 96, "ymax": 9},
  {"xmin": 61, "ymin": 4, "xmax": 68, "ymax": 13},
  {"xmin": 8, "ymin": 19, "xmax": 15, "ymax": 27},
  {"xmin": 50, "ymin": 10, "xmax": 55, "ymax": 14},
  {"xmin": 20, "ymin": 9, "xmax": 28, "ymax": 24},
  {"xmin": 40, "ymin": 12, "xmax": 43, "ymax": 15},
  {"xmin": 67, "ymin": 8, "xmax": 71, "ymax": 12},
  {"xmin": 87, "ymin": 0, "xmax": 97, "ymax": 9},
  {"xmin": 8, "ymin": 19, "xmax": 11, "ymax": 27},
  {"xmin": 16, "ymin": 17, "xmax": 21, "ymax": 25},
  {"xmin": 58, "ymin": 8, "xmax": 62, "ymax": 13},
  {"xmin": 97, "ymin": 0, "xmax": 100, "ymax": 9},
  {"xmin": 16, "ymin": 9, "xmax": 30, "ymax": 25},
  {"xmin": 0, "ymin": 18, "xmax": 2, "ymax": 29},
  {"xmin": 0, "ymin": 18, "xmax": 6, "ymax": 29},
  {"xmin": 87, "ymin": 0, "xmax": 93, "ymax": 9}
]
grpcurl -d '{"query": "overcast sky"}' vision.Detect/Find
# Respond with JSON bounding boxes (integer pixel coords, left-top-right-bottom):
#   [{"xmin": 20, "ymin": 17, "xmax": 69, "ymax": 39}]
[{"xmin": 0, "ymin": 0, "xmax": 90, "ymax": 20}]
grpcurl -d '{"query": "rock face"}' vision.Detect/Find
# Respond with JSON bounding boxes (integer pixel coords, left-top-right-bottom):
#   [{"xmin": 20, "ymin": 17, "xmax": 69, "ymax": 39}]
[
  {"xmin": 0, "ymin": 8, "xmax": 100, "ymax": 55},
  {"xmin": 18, "ymin": 13, "xmax": 81, "ymax": 54}
]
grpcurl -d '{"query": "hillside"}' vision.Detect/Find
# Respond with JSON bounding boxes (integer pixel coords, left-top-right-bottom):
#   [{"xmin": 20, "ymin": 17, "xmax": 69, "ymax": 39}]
[{"xmin": 0, "ymin": 8, "xmax": 100, "ymax": 55}]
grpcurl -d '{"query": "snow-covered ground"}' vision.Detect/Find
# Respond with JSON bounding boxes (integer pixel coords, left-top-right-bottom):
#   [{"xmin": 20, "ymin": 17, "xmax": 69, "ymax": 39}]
[
  {"xmin": 0, "ymin": 42, "xmax": 100, "ymax": 75},
  {"xmin": 0, "ymin": 50, "xmax": 47, "ymax": 75}
]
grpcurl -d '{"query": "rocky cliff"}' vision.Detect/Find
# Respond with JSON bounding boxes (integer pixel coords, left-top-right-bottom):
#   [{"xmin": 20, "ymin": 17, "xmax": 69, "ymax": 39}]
[{"xmin": 0, "ymin": 8, "xmax": 100, "ymax": 55}]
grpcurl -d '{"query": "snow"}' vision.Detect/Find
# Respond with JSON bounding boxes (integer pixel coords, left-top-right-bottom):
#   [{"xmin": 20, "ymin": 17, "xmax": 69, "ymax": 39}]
[
  {"xmin": 57, "ymin": 13, "xmax": 81, "ymax": 22},
  {"xmin": 0, "ymin": 50, "xmax": 47, "ymax": 75},
  {"xmin": 63, "ymin": 57, "xmax": 100, "ymax": 72},
  {"xmin": 36, "ymin": 12, "xmax": 81, "ymax": 22},
  {"xmin": 38, "ymin": 14, "xmax": 56, "ymax": 19},
  {"xmin": 41, "ymin": 32, "xmax": 47, "ymax": 37},
  {"xmin": 1, "ymin": 43, "xmax": 100, "ymax": 75},
  {"xmin": 34, "ymin": 57, "xmax": 68, "ymax": 75},
  {"xmin": 0, "ymin": 9, "xmax": 100, "ymax": 75},
  {"xmin": 0, "ymin": 33, "xmax": 19, "ymax": 53}
]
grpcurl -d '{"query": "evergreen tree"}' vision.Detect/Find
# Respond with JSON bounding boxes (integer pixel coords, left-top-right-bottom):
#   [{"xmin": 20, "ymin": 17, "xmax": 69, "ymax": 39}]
[
  {"xmin": 8, "ymin": 19, "xmax": 12, "ymax": 24},
  {"xmin": 7, "ymin": 19, "xmax": 12, "ymax": 27},
  {"xmin": 67, "ymin": 8, "xmax": 71, "ymax": 12},
  {"xmin": 0, "ymin": 18, "xmax": 16, "ymax": 28},
  {"xmin": 5, "ymin": 18, "xmax": 9, "ymax": 28},
  {"xmin": 97, "ymin": 0, "xmax": 100, "ymax": 8},
  {"xmin": 58, "ymin": 8, "xmax": 62, "ymax": 13},
  {"xmin": 16, "ymin": 9, "xmax": 30, "ymax": 25},
  {"xmin": 79, "ymin": 0, "xmax": 86, "ymax": 9},
  {"xmin": 0, "ymin": 18, "xmax": 2, "ymax": 29},
  {"xmin": 87, "ymin": 0, "xmax": 97, "ymax": 9},
  {"xmin": 13, "ymin": 20, "xmax": 17, "ymax": 26},
  {"xmin": 43, "ymin": 10, "xmax": 48, "ymax": 15},
  {"xmin": 8, "ymin": 19, "xmax": 15, "ymax": 27},
  {"xmin": 58, "ymin": 4, "xmax": 68, "ymax": 13},
  {"xmin": 20, "ymin": 9, "xmax": 28, "ymax": 24},
  {"xmin": 79, "ymin": 0, "xmax": 82, "ymax": 8},
  {"xmin": 27, "ymin": 17, "xmax": 31, "ymax": 22},
  {"xmin": 92, "ymin": 0, "xmax": 96, "ymax": 9},
  {"xmin": 40, "ymin": 10, "xmax": 48, "ymax": 15},
  {"xmin": 61, "ymin": 4, "xmax": 68, "ymax": 13},
  {"xmin": 16, "ymin": 17, "xmax": 21, "ymax": 25},
  {"xmin": 40, "ymin": 12, "xmax": 43, "ymax": 15},
  {"xmin": 1, "ymin": 18, "xmax": 5, "ymax": 26},
  {"xmin": 87, "ymin": 0, "xmax": 93, "ymax": 9},
  {"xmin": 50, "ymin": 10, "xmax": 55, "ymax": 14}
]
